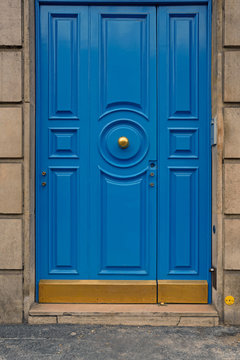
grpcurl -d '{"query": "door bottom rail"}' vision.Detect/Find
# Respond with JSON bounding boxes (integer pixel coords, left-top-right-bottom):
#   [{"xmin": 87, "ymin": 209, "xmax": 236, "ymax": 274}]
[{"xmin": 39, "ymin": 280, "xmax": 208, "ymax": 304}]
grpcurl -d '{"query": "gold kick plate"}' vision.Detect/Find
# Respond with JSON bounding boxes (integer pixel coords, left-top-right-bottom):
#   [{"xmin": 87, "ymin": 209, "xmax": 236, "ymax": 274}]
[
  {"xmin": 39, "ymin": 280, "xmax": 156, "ymax": 304},
  {"xmin": 39, "ymin": 280, "xmax": 208, "ymax": 304},
  {"xmin": 158, "ymin": 280, "xmax": 208, "ymax": 304}
]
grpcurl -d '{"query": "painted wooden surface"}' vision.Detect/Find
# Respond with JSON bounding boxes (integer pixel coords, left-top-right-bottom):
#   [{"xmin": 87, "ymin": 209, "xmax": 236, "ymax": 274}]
[
  {"xmin": 36, "ymin": 4, "xmax": 211, "ymax": 301},
  {"xmin": 158, "ymin": 6, "xmax": 211, "ymax": 292},
  {"xmin": 37, "ymin": 6, "xmax": 157, "ymax": 288}
]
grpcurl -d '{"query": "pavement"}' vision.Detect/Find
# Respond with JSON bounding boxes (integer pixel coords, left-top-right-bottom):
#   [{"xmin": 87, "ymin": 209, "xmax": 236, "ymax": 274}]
[{"xmin": 0, "ymin": 324, "xmax": 239, "ymax": 360}]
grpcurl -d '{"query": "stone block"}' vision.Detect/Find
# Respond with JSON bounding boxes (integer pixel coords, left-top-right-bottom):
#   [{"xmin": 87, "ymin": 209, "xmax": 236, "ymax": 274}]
[
  {"xmin": 224, "ymin": 164, "xmax": 240, "ymax": 214},
  {"xmin": 224, "ymin": 108, "xmax": 240, "ymax": 158},
  {"xmin": 224, "ymin": 0, "xmax": 240, "ymax": 46},
  {"xmin": 0, "ymin": 163, "xmax": 22, "ymax": 214},
  {"xmin": 224, "ymin": 52, "xmax": 240, "ymax": 102},
  {"xmin": 58, "ymin": 315, "xmax": 180, "ymax": 326},
  {"xmin": 0, "ymin": 219, "xmax": 22, "ymax": 269},
  {"xmin": 0, "ymin": 1, "xmax": 21, "ymax": 46},
  {"xmin": 178, "ymin": 316, "xmax": 219, "ymax": 327},
  {"xmin": 0, "ymin": 274, "xmax": 22, "ymax": 323},
  {"xmin": 0, "ymin": 108, "xmax": 22, "ymax": 158},
  {"xmin": 224, "ymin": 272, "xmax": 240, "ymax": 325},
  {"xmin": 224, "ymin": 219, "xmax": 240, "ymax": 270},
  {"xmin": 28, "ymin": 316, "xmax": 57, "ymax": 325},
  {"xmin": 0, "ymin": 52, "xmax": 22, "ymax": 102}
]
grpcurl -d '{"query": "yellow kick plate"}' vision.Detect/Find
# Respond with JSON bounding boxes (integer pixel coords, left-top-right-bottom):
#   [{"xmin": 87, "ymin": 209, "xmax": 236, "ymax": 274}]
[
  {"xmin": 39, "ymin": 280, "xmax": 157, "ymax": 304},
  {"xmin": 158, "ymin": 280, "xmax": 208, "ymax": 304}
]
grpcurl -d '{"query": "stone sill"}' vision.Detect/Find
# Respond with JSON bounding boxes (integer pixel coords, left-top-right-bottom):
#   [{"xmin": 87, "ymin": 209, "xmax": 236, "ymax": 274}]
[{"xmin": 29, "ymin": 303, "xmax": 219, "ymax": 326}]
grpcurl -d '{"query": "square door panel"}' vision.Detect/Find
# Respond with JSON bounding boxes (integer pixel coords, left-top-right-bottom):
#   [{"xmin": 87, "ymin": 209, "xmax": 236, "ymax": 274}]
[
  {"xmin": 49, "ymin": 128, "xmax": 80, "ymax": 158},
  {"xmin": 169, "ymin": 128, "xmax": 198, "ymax": 158}
]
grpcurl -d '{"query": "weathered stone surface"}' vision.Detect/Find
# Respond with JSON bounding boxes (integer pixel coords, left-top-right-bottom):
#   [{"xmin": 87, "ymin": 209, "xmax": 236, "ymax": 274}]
[
  {"xmin": 224, "ymin": 108, "xmax": 240, "ymax": 158},
  {"xmin": 224, "ymin": 219, "xmax": 240, "ymax": 270},
  {"xmin": 224, "ymin": 0, "xmax": 240, "ymax": 46},
  {"xmin": 0, "ymin": 219, "xmax": 22, "ymax": 269},
  {"xmin": 224, "ymin": 52, "xmax": 240, "ymax": 102},
  {"xmin": 0, "ymin": 163, "xmax": 22, "ymax": 214},
  {"xmin": 29, "ymin": 303, "xmax": 218, "ymax": 317},
  {"xmin": 224, "ymin": 272, "xmax": 240, "ymax": 325},
  {"xmin": 0, "ymin": 52, "xmax": 22, "ymax": 102},
  {"xmin": 28, "ymin": 316, "xmax": 57, "ymax": 324},
  {"xmin": 178, "ymin": 316, "xmax": 219, "ymax": 327},
  {"xmin": 0, "ymin": 108, "xmax": 22, "ymax": 158},
  {"xmin": 0, "ymin": 1, "xmax": 21, "ymax": 46},
  {"xmin": 224, "ymin": 164, "xmax": 240, "ymax": 214},
  {"xmin": 58, "ymin": 315, "xmax": 180, "ymax": 326},
  {"xmin": 0, "ymin": 274, "xmax": 22, "ymax": 323}
]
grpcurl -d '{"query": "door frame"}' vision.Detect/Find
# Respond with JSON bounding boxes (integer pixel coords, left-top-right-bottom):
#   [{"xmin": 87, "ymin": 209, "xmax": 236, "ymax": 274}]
[{"xmin": 35, "ymin": 0, "xmax": 212, "ymax": 302}]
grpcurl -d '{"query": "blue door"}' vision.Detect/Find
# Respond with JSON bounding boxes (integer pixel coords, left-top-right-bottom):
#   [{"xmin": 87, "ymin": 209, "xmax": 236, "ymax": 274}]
[
  {"xmin": 36, "ymin": 4, "xmax": 211, "ymax": 302},
  {"xmin": 36, "ymin": 5, "xmax": 157, "ymax": 289},
  {"xmin": 158, "ymin": 6, "xmax": 211, "ymax": 300}
]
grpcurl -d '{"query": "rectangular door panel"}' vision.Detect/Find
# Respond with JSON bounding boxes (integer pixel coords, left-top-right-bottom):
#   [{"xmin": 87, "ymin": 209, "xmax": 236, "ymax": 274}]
[
  {"xmin": 49, "ymin": 14, "xmax": 79, "ymax": 119},
  {"xmin": 48, "ymin": 167, "xmax": 79, "ymax": 274},
  {"xmin": 169, "ymin": 13, "xmax": 198, "ymax": 119},
  {"xmin": 169, "ymin": 167, "xmax": 198, "ymax": 275},
  {"xmin": 99, "ymin": 171, "xmax": 148, "ymax": 275},
  {"xmin": 100, "ymin": 13, "xmax": 148, "ymax": 116}
]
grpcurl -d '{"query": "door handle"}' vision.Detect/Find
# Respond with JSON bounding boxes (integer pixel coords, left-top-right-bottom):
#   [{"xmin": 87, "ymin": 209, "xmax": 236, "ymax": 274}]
[{"xmin": 118, "ymin": 136, "xmax": 129, "ymax": 149}]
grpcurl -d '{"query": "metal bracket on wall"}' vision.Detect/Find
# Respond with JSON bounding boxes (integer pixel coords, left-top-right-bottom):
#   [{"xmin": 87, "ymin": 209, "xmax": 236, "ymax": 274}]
[
  {"xmin": 209, "ymin": 267, "xmax": 217, "ymax": 290},
  {"xmin": 211, "ymin": 118, "xmax": 217, "ymax": 146}
]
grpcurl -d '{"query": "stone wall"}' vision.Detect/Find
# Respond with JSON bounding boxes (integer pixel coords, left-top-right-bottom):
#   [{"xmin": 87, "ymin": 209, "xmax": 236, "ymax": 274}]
[
  {"xmin": 0, "ymin": 0, "xmax": 239, "ymax": 324},
  {"xmin": 211, "ymin": 0, "xmax": 240, "ymax": 325},
  {"xmin": 222, "ymin": 0, "xmax": 240, "ymax": 325},
  {"xmin": 0, "ymin": 0, "xmax": 35, "ymax": 323}
]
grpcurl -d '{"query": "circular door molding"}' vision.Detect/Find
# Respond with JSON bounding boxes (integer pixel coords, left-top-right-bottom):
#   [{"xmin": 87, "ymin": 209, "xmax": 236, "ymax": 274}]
[{"xmin": 99, "ymin": 119, "xmax": 149, "ymax": 167}]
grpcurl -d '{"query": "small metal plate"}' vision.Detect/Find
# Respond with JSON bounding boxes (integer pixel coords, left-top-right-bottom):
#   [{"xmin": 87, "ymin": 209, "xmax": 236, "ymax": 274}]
[
  {"xmin": 158, "ymin": 280, "xmax": 208, "ymax": 304},
  {"xmin": 39, "ymin": 280, "xmax": 157, "ymax": 304}
]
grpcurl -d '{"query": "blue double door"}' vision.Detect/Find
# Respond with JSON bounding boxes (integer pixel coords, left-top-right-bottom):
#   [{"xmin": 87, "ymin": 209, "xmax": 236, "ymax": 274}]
[{"xmin": 37, "ymin": 5, "xmax": 211, "ymax": 299}]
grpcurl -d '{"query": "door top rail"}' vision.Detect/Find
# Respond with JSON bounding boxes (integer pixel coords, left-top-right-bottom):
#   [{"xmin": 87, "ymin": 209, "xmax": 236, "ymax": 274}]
[{"xmin": 37, "ymin": 0, "xmax": 210, "ymax": 5}]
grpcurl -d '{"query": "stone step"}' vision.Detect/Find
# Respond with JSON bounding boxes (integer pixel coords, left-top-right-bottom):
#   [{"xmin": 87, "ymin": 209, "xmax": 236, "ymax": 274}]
[{"xmin": 29, "ymin": 303, "xmax": 219, "ymax": 326}]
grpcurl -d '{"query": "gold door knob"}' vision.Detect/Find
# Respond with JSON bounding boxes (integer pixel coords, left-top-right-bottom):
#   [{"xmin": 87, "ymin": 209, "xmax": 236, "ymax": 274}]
[{"xmin": 118, "ymin": 136, "xmax": 129, "ymax": 149}]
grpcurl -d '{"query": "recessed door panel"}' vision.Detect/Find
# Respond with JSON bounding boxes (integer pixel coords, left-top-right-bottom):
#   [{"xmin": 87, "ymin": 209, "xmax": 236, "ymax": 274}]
[
  {"xmin": 49, "ymin": 167, "xmax": 79, "ymax": 274},
  {"xmin": 169, "ymin": 13, "xmax": 198, "ymax": 119},
  {"xmin": 169, "ymin": 167, "xmax": 199, "ymax": 275},
  {"xmin": 49, "ymin": 14, "xmax": 79, "ymax": 119},
  {"xmin": 100, "ymin": 15, "xmax": 148, "ymax": 115},
  {"xmin": 99, "ymin": 171, "xmax": 149, "ymax": 275}
]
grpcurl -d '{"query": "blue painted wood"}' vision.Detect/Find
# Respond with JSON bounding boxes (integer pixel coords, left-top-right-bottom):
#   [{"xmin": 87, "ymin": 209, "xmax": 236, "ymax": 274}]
[
  {"xmin": 38, "ymin": 0, "xmax": 210, "ymax": 4},
  {"xmin": 37, "ymin": 6, "xmax": 89, "ymax": 284},
  {"xmin": 36, "ymin": 5, "xmax": 157, "ymax": 287},
  {"xmin": 49, "ymin": 167, "xmax": 79, "ymax": 274},
  {"xmin": 36, "ymin": 3, "xmax": 211, "ymax": 301},
  {"xmin": 158, "ymin": 5, "xmax": 211, "ymax": 300},
  {"xmin": 89, "ymin": 6, "xmax": 157, "ymax": 279}
]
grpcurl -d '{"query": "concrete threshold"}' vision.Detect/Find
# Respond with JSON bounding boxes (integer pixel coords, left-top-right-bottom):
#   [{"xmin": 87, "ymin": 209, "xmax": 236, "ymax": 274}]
[{"xmin": 29, "ymin": 304, "xmax": 219, "ymax": 326}]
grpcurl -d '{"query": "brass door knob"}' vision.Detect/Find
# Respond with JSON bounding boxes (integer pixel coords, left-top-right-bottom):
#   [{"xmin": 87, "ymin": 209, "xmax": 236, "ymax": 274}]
[{"xmin": 118, "ymin": 136, "xmax": 129, "ymax": 149}]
